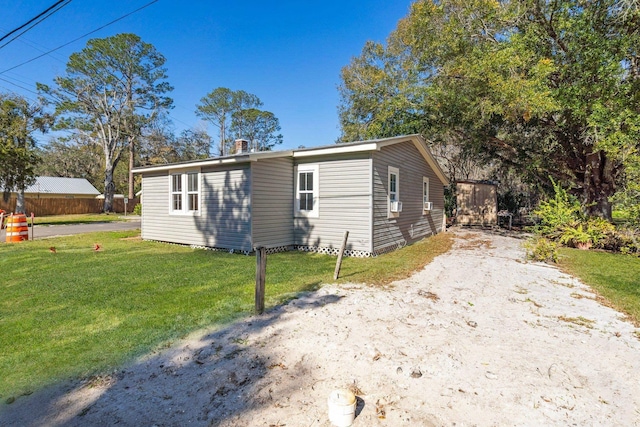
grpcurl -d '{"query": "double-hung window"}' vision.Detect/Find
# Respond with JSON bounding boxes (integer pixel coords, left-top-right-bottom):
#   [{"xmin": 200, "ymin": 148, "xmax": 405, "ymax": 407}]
[
  {"xmin": 170, "ymin": 171, "xmax": 200, "ymax": 215},
  {"xmin": 423, "ymin": 176, "xmax": 431, "ymax": 212},
  {"xmin": 388, "ymin": 166, "xmax": 400, "ymax": 217},
  {"xmin": 295, "ymin": 164, "xmax": 319, "ymax": 217},
  {"xmin": 171, "ymin": 174, "xmax": 183, "ymax": 211},
  {"xmin": 187, "ymin": 172, "xmax": 199, "ymax": 211}
]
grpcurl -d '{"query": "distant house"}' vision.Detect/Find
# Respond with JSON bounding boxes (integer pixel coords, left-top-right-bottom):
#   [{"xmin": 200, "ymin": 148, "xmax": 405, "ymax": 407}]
[
  {"xmin": 0, "ymin": 177, "xmax": 104, "ymax": 216},
  {"xmin": 133, "ymin": 135, "xmax": 449, "ymax": 257},
  {"xmin": 21, "ymin": 177, "xmax": 101, "ymax": 199}
]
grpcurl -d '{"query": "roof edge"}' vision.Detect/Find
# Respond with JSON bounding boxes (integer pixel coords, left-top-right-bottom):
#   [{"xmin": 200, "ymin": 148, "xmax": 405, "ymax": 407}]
[{"xmin": 132, "ymin": 135, "xmax": 450, "ymax": 186}]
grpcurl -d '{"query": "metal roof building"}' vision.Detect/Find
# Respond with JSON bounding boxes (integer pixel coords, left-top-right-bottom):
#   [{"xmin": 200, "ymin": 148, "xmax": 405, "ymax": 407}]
[{"xmin": 23, "ymin": 177, "xmax": 100, "ymax": 198}]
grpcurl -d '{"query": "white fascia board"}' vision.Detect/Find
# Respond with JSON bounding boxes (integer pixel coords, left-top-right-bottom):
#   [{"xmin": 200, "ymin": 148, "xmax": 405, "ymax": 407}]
[
  {"xmin": 248, "ymin": 150, "xmax": 293, "ymax": 161},
  {"xmin": 132, "ymin": 156, "xmax": 250, "ymax": 174},
  {"xmin": 292, "ymin": 142, "xmax": 379, "ymax": 158},
  {"xmin": 133, "ymin": 151, "xmax": 294, "ymax": 174},
  {"xmin": 372, "ymin": 135, "xmax": 420, "ymax": 148}
]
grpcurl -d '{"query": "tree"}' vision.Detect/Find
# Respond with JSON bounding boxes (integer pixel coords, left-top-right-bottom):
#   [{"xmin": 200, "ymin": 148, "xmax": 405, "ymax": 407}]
[
  {"xmin": 229, "ymin": 108, "xmax": 283, "ymax": 152},
  {"xmin": 137, "ymin": 114, "xmax": 179, "ymax": 166},
  {"xmin": 137, "ymin": 118, "xmax": 212, "ymax": 167},
  {"xmin": 195, "ymin": 88, "xmax": 262, "ymax": 156},
  {"xmin": 339, "ymin": 0, "xmax": 640, "ymax": 220},
  {"xmin": 36, "ymin": 136, "xmax": 103, "ymax": 189},
  {"xmin": 175, "ymin": 128, "xmax": 212, "ymax": 160},
  {"xmin": 38, "ymin": 33, "xmax": 173, "ymax": 211},
  {"xmin": 0, "ymin": 93, "xmax": 51, "ymax": 213}
]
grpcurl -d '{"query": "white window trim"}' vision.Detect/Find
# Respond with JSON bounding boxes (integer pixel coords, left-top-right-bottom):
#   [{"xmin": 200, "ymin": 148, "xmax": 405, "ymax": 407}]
[
  {"xmin": 169, "ymin": 170, "xmax": 201, "ymax": 216},
  {"xmin": 170, "ymin": 173, "xmax": 183, "ymax": 212},
  {"xmin": 294, "ymin": 164, "xmax": 319, "ymax": 218},
  {"xmin": 423, "ymin": 176, "xmax": 430, "ymax": 214},
  {"xmin": 388, "ymin": 166, "xmax": 400, "ymax": 219}
]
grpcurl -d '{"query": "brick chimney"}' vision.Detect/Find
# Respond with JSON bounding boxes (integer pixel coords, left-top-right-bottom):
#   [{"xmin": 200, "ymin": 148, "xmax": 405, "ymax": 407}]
[{"xmin": 235, "ymin": 139, "xmax": 249, "ymax": 154}]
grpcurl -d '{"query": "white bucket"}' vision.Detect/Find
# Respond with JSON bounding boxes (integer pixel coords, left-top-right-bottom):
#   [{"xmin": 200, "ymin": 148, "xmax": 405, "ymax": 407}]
[{"xmin": 328, "ymin": 389, "xmax": 356, "ymax": 427}]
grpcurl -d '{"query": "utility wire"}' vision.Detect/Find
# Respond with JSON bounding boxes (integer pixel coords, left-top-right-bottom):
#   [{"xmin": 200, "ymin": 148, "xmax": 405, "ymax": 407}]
[
  {"xmin": 0, "ymin": 75, "xmax": 40, "ymax": 96},
  {"xmin": 0, "ymin": 0, "xmax": 72, "ymax": 48},
  {"xmin": 0, "ymin": 0, "xmax": 159, "ymax": 75}
]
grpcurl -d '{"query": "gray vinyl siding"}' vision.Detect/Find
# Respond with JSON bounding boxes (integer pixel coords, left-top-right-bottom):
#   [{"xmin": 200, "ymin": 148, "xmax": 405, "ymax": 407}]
[
  {"xmin": 140, "ymin": 170, "xmax": 166, "ymax": 240},
  {"xmin": 294, "ymin": 154, "xmax": 372, "ymax": 253},
  {"xmin": 372, "ymin": 141, "xmax": 445, "ymax": 253},
  {"xmin": 251, "ymin": 157, "xmax": 294, "ymax": 248},
  {"xmin": 140, "ymin": 164, "xmax": 252, "ymax": 252}
]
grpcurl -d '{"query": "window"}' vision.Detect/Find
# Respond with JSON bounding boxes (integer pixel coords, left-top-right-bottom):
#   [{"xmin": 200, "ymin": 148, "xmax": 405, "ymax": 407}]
[
  {"xmin": 388, "ymin": 166, "xmax": 400, "ymax": 217},
  {"xmin": 299, "ymin": 171, "xmax": 314, "ymax": 210},
  {"xmin": 389, "ymin": 172, "xmax": 398, "ymax": 201},
  {"xmin": 422, "ymin": 176, "xmax": 431, "ymax": 212},
  {"xmin": 170, "ymin": 171, "xmax": 200, "ymax": 214},
  {"xmin": 187, "ymin": 172, "xmax": 199, "ymax": 211},
  {"xmin": 295, "ymin": 164, "xmax": 319, "ymax": 217},
  {"xmin": 171, "ymin": 174, "xmax": 182, "ymax": 211}
]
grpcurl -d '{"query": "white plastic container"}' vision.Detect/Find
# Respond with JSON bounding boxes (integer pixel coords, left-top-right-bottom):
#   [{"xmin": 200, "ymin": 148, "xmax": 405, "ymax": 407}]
[{"xmin": 328, "ymin": 389, "xmax": 356, "ymax": 427}]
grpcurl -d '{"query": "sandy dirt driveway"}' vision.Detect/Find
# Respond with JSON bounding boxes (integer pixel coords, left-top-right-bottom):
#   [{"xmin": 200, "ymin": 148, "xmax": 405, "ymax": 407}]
[{"xmin": 2, "ymin": 229, "xmax": 639, "ymax": 426}]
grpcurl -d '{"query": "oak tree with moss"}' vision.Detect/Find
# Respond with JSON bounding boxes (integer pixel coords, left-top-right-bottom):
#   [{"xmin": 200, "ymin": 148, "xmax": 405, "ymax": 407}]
[
  {"xmin": 39, "ymin": 33, "xmax": 173, "ymax": 211},
  {"xmin": 339, "ymin": 0, "xmax": 640, "ymax": 219}
]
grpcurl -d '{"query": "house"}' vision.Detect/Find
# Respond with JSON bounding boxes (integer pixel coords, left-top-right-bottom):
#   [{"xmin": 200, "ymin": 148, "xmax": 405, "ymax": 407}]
[
  {"xmin": 19, "ymin": 176, "xmax": 101, "ymax": 199},
  {"xmin": 132, "ymin": 134, "xmax": 449, "ymax": 257},
  {"xmin": 455, "ymin": 180, "xmax": 498, "ymax": 226},
  {"xmin": 0, "ymin": 177, "xmax": 104, "ymax": 216}
]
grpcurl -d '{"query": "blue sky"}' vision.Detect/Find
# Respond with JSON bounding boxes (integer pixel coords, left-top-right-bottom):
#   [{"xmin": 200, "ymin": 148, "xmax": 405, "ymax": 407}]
[{"xmin": 0, "ymin": 0, "xmax": 411, "ymax": 150}]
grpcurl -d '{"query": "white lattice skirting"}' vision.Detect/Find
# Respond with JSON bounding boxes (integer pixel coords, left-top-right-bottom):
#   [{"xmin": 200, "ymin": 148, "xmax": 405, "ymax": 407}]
[
  {"xmin": 151, "ymin": 240, "xmax": 371, "ymax": 257},
  {"xmin": 264, "ymin": 246, "xmax": 291, "ymax": 255},
  {"xmin": 295, "ymin": 245, "xmax": 371, "ymax": 258},
  {"xmin": 372, "ymin": 241, "xmax": 407, "ymax": 257},
  {"xmin": 188, "ymin": 244, "xmax": 252, "ymax": 255}
]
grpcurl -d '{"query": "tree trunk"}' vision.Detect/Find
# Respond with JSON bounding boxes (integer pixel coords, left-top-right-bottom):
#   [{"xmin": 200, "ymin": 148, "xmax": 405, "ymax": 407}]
[
  {"xmin": 104, "ymin": 166, "xmax": 115, "ymax": 213},
  {"xmin": 220, "ymin": 121, "xmax": 226, "ymax": 156},
  {"xmin": 15, "ymin": 189, "xmax": 25, "ymax": 214},
  {"xmin": 582, "ymin": 150, "xmax": 620, "ymax": 220},
  {"xmin": 128, "ymin": 136, "xmax": 135, "ymax": 199}
]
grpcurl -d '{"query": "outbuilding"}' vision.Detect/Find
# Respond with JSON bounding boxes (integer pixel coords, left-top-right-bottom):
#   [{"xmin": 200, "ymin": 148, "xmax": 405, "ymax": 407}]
[
  {"xmin": 455, "ymin": 180, "xmax": 498, "ymax": 227},
  {"xmin": 133, "ymin": 134, "xmax": 449, "ymax": 256}
]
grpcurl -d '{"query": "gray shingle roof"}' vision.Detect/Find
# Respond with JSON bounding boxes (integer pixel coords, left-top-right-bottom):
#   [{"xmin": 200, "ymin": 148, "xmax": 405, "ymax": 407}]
[{"xmin": 24, "ymin": 177, "xmax": 100, "ymax": 196}]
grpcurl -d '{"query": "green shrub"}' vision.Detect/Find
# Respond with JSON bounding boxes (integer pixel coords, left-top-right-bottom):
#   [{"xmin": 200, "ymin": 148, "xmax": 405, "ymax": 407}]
[
  {"xmin": 601, "ymin": 225, "xmax": 640, "ymax": 255},
  {"xmin": 526, "ymin": 237, "xmax": 559, "ymax": 263},
  {"xmin": 559, "ymin": 223, "xmax": 592, "ymax": 248},
  {"xmin": 585, "ymin": 218, "xmax": 616, "ymax": 247},
  {"xmin": 532, "ymin": 179, "xmax": 582, "ymax": 238},
  {"xmin": 133, "ymin": 203, "xmax": 142, "ymax": 216},
  {"xmin": 559, "ymin": 218, "xmax": 616, "ymax": 249}
]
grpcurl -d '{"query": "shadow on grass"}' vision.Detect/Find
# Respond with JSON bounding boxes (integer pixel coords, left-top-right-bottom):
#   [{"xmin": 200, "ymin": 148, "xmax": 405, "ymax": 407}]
[
  {"xmin": 336, "ymin": 271, "xmax": 366, "ymax": 279},
  {"xmin": 0, "ymin": 291, "xmax": 343, "ymax": 427}
]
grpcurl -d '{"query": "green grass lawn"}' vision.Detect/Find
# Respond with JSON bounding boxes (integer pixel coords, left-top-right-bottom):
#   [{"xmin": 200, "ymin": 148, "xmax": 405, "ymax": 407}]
[
  {"xmin": 32, "ymin": 213, "xmax": 131, "ymax": 226},
  {"xmin": 0, "ymin": 230, "xmax": 452, "ymax": 399},
  {"xmin": 559, "ymin": 248, "xmax": 640, "ymax": 325}
]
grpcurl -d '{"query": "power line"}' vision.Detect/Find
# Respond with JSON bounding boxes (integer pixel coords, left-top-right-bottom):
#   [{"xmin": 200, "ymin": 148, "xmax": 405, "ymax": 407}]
[
  {"xmin": 0, "ymin": 0, "xmax": 72, "ymax": 49},
  {"xmin": 0, "ymin": 0, "xmax": 159, "ymax": 75},
  {"xmin": 0, "ymin": 67, "xmax": 195, "ymax": 134},
  {"xmin": 0, "ymin": 76, "xmax": 40, "ymax": 96},
  {"xmin": 0, "ymin": 0, "xmax": 69, "ymax": 43}
]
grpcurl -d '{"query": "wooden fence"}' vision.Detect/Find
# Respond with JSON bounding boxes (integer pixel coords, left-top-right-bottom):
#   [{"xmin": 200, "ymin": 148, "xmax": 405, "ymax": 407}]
[{"xmin": 0, "ymin": 197, "xmax": 140, "ymax": 216}]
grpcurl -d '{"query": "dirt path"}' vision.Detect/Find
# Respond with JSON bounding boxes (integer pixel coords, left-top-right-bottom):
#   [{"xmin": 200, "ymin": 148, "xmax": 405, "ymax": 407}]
[{"xmin": 2, "ymin": 230, "xmax": 639, "ymax": 426}]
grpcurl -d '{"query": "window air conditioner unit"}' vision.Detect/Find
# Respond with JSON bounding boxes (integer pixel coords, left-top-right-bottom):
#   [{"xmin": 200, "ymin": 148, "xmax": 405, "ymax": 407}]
[
  {"xmin": 390, "ymin": 201, "xmax": 403, "ymax": 213},
  {"xmin": 424, "ymin": 201, "xmax": 433, "ymax": 211}
]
